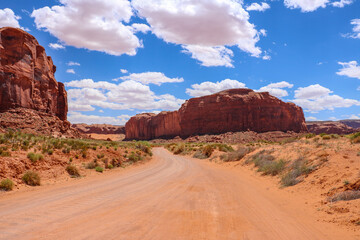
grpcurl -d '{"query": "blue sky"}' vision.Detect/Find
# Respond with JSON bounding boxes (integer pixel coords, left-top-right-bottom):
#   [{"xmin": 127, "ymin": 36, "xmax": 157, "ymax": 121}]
[{"xmin": 1, "ymin": 0, "xmax": 359, "ymax": 124}]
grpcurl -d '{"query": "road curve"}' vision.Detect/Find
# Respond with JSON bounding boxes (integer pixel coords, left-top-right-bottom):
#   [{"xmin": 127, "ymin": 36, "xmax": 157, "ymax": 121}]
[{"xmin": 0, "ymin": 148, "xmax": 351, "ymax": 240}]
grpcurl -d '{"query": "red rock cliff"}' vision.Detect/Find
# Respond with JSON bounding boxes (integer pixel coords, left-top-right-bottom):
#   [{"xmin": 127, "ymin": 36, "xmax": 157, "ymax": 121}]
[
  {"xmin": 0, "ymin": 27, "xmax": 67, "ymax": 120},
  {"xmin": 125, "ymin": 89, "xmax": 307, "ymax": 140}
]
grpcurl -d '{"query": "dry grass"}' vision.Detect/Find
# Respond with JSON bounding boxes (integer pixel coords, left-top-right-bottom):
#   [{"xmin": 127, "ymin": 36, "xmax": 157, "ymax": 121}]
[{"xmin": 328, "ymin": 191, "xmax": 360, "ymax": 202}]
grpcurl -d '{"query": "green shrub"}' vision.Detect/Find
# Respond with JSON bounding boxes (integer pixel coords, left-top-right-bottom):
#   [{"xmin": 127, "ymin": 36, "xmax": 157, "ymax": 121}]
[
  {"xmin": 95, "ymin": 166, "xmax": 103, "ymax": 173},
  {"xmin": 173, "ymin": 143, "xmax": 185, "ymax": 155},
  {"xmin": 107, "ymin": 164, "xmax": 114, "ymax": 169},
  {"xmin": 305, "ymin": 133, "xmax": 316, "ymax": 139},
  {"xmin": 27, "ymin": 152, "xmax": 44, "ymax": 163},
  {"xmin": 22, "ymin": 171, "xmax": 40, "ymax": 186},
  {"xmin": 0, "ymin": 178, "xmax": 14, "ymax": 191},
  {"xmin": 86, "ymin": 161, "xmax": 98, "ymax": 169},
  {"xmin": 281, "ymin": 171, "xmax": 300, "ymax": 187},
  {"xmin": 66, "ymin": 165, "xmax": 80, "ymax": 177}
]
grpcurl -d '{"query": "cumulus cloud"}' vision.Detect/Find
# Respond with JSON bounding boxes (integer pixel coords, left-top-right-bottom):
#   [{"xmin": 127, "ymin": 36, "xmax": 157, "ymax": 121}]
[
  {"xmin": 0, "ymin": 8, "xmax": 21, "ymax": 28},
  {"xmin": 186, "ymin": 79, "xmax": 246, "ymax": 97},
  {"xmin": 49, "ymin": 43, "xmax": 65, "ymax": 50},
  {"xmin": 32, "ymin": 0, "xmax": 145, "ymax": 56},
  {"xmin": 331, "ymin": 0, "xmax": 353, "ymax": 7},
  {"xmin": 65, "ymin": 77, "xmax": 185, "ymax": 112},
  {"xmin": 336, "ymin": 61, "xmax": 360, "ymax": 79},
  {"xmin": 306, "ymin": 116, "xmax": 318, "ymax": 121},
  {"xmin": 284, "ymin": 0, "xmax": 329, "ymax": 12},
  {"xmin": 246, "ymin": 2, "xmax": 270, "ymax": 12},
  {"xmin": 120, "ymin": 72, "xmax": 184, "ymax": 86},
  {"xmin": 131, "ymin": 23, "xmax": 151, "ymax": 33},
  {"xmin": 292, "ymin": 84, "xmax": 360, "ymax": 112},
  {"xmin": 257, "ymin": 81, "xmax": 294, "ymax": 98},
  {"xmin": 67, "ymin": 61, "xmax": 80, "ymax": 66},
  {"xmin": 68, "ymin": 112, "xmax": 131, "ymax": 125},
  {"xmin": 120, "ymin": 69, "xmax": 128, "ymax": 74},
  {"xmin": 343, "ymin": 19, "xmax": 360, "ymax": 39},
  {"xmin": 182, "ymin": 45, "xmax": 234, "ymax": 67},
  {"xmin": 66, "ymin": 69, "xmax": 75, "ymax": 74},
  {"xmin": 132, "ymin": 0, "xmax": 263, "ymax": 66}
]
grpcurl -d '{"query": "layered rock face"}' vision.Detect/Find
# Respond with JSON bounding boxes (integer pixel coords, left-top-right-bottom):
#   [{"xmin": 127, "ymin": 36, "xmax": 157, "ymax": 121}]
[
  {"xmin": 0, "ymin": 27, "xmax": 67, "ymax": 120},
  {"xmin": 72, "ymin": 124, "xmax": 126, "ymax": 135},
  {"xmin": 125, "ymin": 89, "xmax": 307, "ymax": 140},
  {"xmin": 0, "ymin": 27, "xmax": 77, "ymax": 137}
]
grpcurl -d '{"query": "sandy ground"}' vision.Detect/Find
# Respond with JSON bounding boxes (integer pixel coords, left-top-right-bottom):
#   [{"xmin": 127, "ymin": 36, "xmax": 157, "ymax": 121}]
[
  {"xmin": 0, "ymin": 148, "xmax": 357, "ymax": 240},
  {"xmin": 89, "ymin": 133, "xmax": 125, "ymax": 141}
]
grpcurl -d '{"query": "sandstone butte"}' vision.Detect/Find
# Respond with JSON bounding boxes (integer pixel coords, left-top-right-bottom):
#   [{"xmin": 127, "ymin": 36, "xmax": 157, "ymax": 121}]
[
  {"xmin": 125, "ymin": 88, "xmax": 308, "ymax": 140},
  {"xmin": 0, "ymin": 27, "xmax": 78, "ymax": 137}
]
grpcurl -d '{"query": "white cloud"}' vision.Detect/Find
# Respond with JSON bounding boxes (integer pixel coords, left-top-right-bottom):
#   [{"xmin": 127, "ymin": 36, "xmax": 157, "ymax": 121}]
[
  {"xmin": 49, "ymin": 43, "xmax": 65, "ymax": 50},
  {"xmin": 294, "ymin": 84, "xmax": 332, "ymax": 99},
  {"xmin": 331, "ymin": 0, "xmax": 353, "ymax": 7},
  {"xmin": 68, "ymin": 112, "xmax": 130, "ymax": 125},
  {"xmin": 121, "ymin": 69, "xmax": 128, "ymax": 74},
  {"xmin": 0, "ymin": 8, "xmax": 21, "ymax": 28},
  {"xmin": 186, "ymin": 79, "xmax": 246, "ymax": 97},
  {"xmin": 357, "ymin": 86, "xmax": 360, "ymax": 91},
  {"xmin": 348, "ymin": 114, "xmax": 360, "ymax": 119},
  {"xmin": 336, "ymin": 61, "xmax": 360, "ymax": 79},
  {"xmin": 66, "ymin": 69, "xmax": 75, "ymax": 74},
  {"xmin": 120, "ymin": 72, "xmax": 184, "ymax": 86},
  {"xmin": 32, "ymin": 0, "xmax": 144, "ymax": 56},
  {"xmin": 257, "ymin": 81, "xmax": 294, "ymax": 98},
  {"xmin": 182, "ymin": 45, "xmax": 234, "ymax": 67},
  {"xmin": 306, "ymin": 116, "xmax": 318, "ymax": 121},
  {"xmin": 292, "ymin": 84, "xmax": 360, "ymax": 112},
  {"xmin": 67, "ymin": 61, "xmax": 80, "ymax": 66},
  {"xmin": 132, "ymin": 0, "xmax": 263, "ymax": 66},
  {"xmin": 246, "ymin": 2, "xmax": 270, "ymax": 12},
  {"xmin": 131, "ymin": 23, "xmax": 151, "ymax": 33},
  {"xmin": 65, "ymin": 78, "xmax": 185, "ymax": 112},
  {"xmin": 284, "ymin": 0, "xmax": 329, "ymax": 12}
]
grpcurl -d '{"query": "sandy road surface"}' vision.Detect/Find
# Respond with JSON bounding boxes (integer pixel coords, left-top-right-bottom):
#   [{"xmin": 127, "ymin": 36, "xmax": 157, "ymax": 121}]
[{"xmin": 0, "ymin": 148, "xmax": 355, "ymax": 240}]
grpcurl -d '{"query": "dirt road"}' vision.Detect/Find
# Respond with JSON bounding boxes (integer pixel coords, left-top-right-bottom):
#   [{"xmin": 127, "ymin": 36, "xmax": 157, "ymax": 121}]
[{"xmin": 0, "ymin": 148, "xmax": 355, "ymax": 240}]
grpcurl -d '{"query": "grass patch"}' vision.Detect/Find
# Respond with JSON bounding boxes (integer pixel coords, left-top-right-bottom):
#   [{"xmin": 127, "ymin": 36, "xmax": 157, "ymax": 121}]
[
  {"xmin": 95, "ymin": 166, "xmax": 103, "ymax": 173},
  {"xmin": 220, "ymin": 146, "xmax": 253, "ymax": 162},
  {"xmin": 0, "ymin": 178, "xmax": 14, "ymax": 191},
  {"xmin": 281, "ymin": 157, "xmax": 315, "ymax": 187},
  {"xmin": 22, "ymin": 171, "xmax": 40, "ymax": 186},
  {"xmin": 27, "ymin": 152, "xmax": 44, "ymax": 163}
]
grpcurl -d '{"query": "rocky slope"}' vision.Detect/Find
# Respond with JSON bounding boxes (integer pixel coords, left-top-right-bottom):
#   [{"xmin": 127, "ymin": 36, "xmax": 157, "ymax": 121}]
[
  {"xmin": 72, "ymin": 124, "xmax": 125, "ymax": 135},
  {"xmin": 125, "ymin": 89, "xmax": 307, "ymax": 140},
  {"xmin": 0, "ymin": 27, "xmax": 77, "ymax": 137}
]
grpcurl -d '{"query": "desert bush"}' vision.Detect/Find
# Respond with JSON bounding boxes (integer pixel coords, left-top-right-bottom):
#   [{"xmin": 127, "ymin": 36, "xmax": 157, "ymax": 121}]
[
  {"xmin": 216, "ymin": 144, "xmax": 234, "ymax": 152},
  {"xmin": 66, "ymin": 165, "xmax": 80, "ymax": 177},
  {"xmin": 22, "ymin": 171, "xmax": 40, "ymax": 186},
  {"xmin": 193, "ymin": 150, "xmax": 207, "ymax": 159},
  {"xmin": 328, "ymin": 191, "xmax": 360, "ymax": 202},
  {"xmin": 128, "ymin": 152, "xmax": 142, "ymax": 162},
  {"xmin": 173, "ymin": 143, "xmax": 185, "ymax": 155},
  {"xmin": 220, "ymin": 146, "xmax": 253, "ymax": 162},
  {"xmin": 305, "ymin": 133, "xmax": 316, "ymax": 139},
  {"xmin": 258, "ymin": 159, "xmax": 286, "ymax": 176},
  {"xmin": 27, "ymin": 152, "xmax": 44, "ymax": 163},
  {"xmin": 281, "ymin": 157, "xmax": 315, "ymax": 187},
  {"xmin": 95, "ymin": 166, "xmax": 103, "ymax": 173},
  {"xmin": 322, "ymin": 135, "xmax": 331, "ymax": 140},
  {"xmin": 202, "ymin": 145, "xmax": 215, "ymax": 158},
  {"xmin": 0, "ymin": 148, "xmax": 11, "ymax": 157},
  {"xmin": 107, "ymin": 164, "xmax": 114, "ymax": 169},
  {"xmin": 281, "ymin": 171, "xmax": 300, "ymax": 187},
  {"xmin": 0, "ymin": 178, "xmax": 14, "ymax": 191},
  {"xmin": 136, "ymin": 141, "xmax": 152, "ymax": 155},
  {"xmin": 86, "ymin": 160, "xmax": 98, "ymax": 169},
  {"xmin": 97, "ymin": 153, "xmax": 105, "ymax": 159}
]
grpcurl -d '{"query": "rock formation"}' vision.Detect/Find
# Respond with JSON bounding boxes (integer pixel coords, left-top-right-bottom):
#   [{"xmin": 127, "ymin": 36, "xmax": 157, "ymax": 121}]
[
  {"xmin": 0, "ymin": 27, "xmax": 77, "ymax": 137},
  {"xmin": 307, "ymin": 121, "xmax": 359, "ymax": 135},
  {"xmin": 125, "ymin": 89, "xmax": 307, "ymax": 140},
  {"xmin": 72, "ymin": 124, "xmax": 125, "ymax": 135}
]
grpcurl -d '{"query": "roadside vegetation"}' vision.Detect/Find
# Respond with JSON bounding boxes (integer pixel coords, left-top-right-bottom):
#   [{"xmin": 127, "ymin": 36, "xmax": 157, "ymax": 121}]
[{"xmin": 0, "ymin": 129, "xmax": 153, "ymax": 189}]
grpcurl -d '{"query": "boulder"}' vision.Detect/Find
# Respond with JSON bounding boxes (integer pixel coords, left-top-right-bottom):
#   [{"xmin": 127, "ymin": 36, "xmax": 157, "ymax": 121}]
[{"xmin": 125, "ymin": 89, "xmax": 307, "ymax": 140}]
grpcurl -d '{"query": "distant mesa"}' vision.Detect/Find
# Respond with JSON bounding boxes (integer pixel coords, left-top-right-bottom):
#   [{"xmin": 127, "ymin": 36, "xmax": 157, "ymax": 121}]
[
  {"xmin": 125, "ymin": 88, "xmax": 308, "ymax": 140},
  {"xmin": 72, "ymin": 124, "xmax": 125, "ymax": 135},
  {"xmin": 306, "ymin": 120, "xmax": 360, "ymax": 135},
  {"xmin": 0, "ymin": 27, "xmax": 79, "ymax": 137}
]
